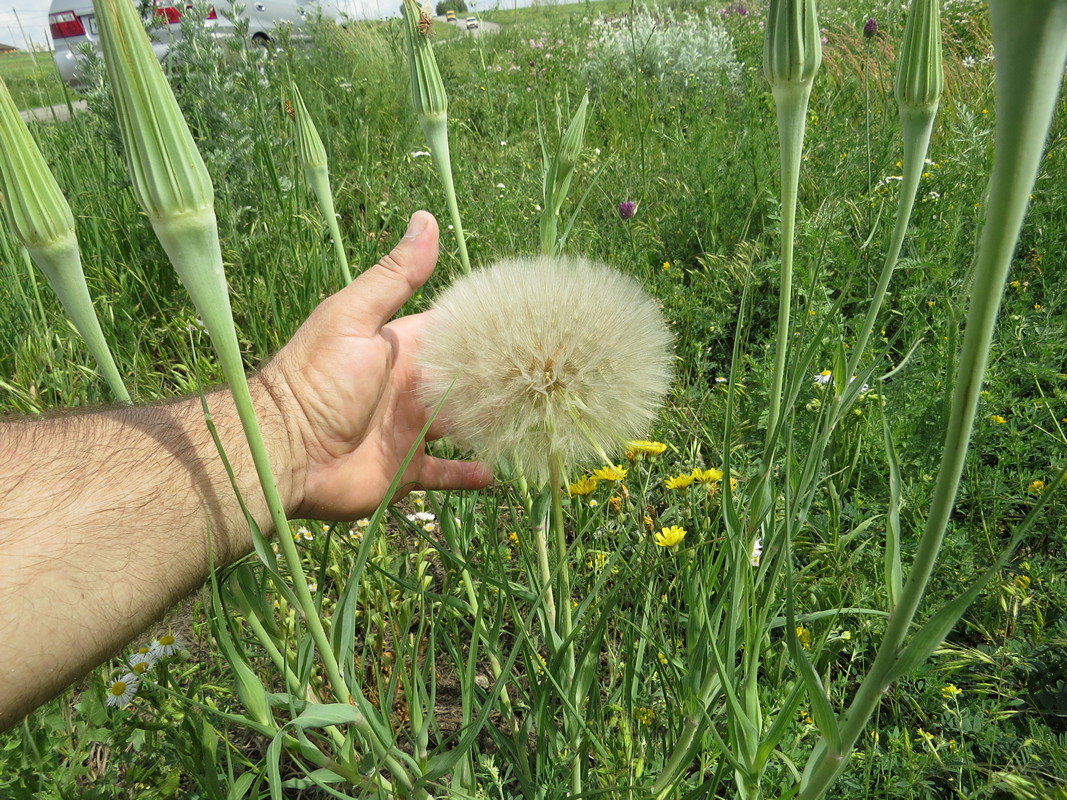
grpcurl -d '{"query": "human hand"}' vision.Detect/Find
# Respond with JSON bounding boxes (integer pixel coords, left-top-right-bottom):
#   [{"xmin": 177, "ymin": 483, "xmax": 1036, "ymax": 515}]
[{"xmin": 260, "ymin": 211, "xmax": 492, "ymax": 520}]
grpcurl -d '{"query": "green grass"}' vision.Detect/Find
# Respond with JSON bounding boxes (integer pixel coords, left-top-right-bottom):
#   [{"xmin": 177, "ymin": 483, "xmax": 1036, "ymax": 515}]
[
  {"xmin": 1, "ymin": 0, "xmax": 1065, "ymax": 797},
  {"xmin": 0, "ymin": 51, "xmax": 76, "ymax": 109}
]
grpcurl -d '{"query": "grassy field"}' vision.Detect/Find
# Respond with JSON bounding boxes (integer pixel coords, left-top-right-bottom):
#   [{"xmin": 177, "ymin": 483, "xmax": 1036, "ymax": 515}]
[{"xmin": 1, "ymin": 0, "xmax": 1065, "ymax": 797}]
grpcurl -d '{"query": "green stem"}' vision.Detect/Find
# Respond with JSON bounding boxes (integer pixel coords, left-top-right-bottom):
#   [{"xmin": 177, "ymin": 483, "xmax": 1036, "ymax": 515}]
[
  {"xmin": 306, "ymin": 166, "xmax": 353, "ymax": 285},
  {"xmin": 549, "ymin": 455, "xmax": 581, "ymax": 798},
  {"xmin": 423, "ymin": 115, "xmax": 471, "ymax": 275},
  {"xmin": 765, "ymin": 82, "xmax": 813, "ymax": 444},
  {"xmin": 799, "ymin": 4, "xmax": 1067, "ymax": 796},
  {"xmin": 847, "ymin": 106, "xmax": 936, "ymax": 377}
]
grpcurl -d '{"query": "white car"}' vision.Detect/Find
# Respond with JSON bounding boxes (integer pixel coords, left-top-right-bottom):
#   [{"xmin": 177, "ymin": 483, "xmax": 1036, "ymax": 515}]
[
  {"xmin": 465, "ymin": 16, "xmax": 477, "ymax": 29},
  {"xmin": 48, "ymin": 0, "xmax": 343, "ymax": 85}
]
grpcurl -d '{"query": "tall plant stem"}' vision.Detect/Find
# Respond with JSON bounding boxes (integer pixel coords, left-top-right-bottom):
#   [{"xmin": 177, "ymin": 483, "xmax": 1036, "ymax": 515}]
[
  {"xmin": 424, "ymin": 118, "xmax": 471, "ymax": 275},
  {"xmin": 847, "ymin": 107, "xmax": 936, "ymax": 376},
  {"xmin": 765, "ymin": 83, "xmax": 812, "ymax": 444},
  {"xmin": 549, "ymin": 455, "xmax": 581, "ymax": 798},
  {"xmin": 800, "ymin": 4, "xmax": 1067, "ymax": 796},
  {"xmin": 306, "ymin": 170, "xmax": 352, "ymax": 285}
]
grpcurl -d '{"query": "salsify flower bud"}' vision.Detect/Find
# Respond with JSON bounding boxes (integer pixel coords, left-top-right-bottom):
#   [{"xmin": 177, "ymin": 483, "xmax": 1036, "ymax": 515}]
[
  {"xmin": 289, "ymin": 82, "xmax": 351, "ymax": 284},
  {"xmin": 92, "ymin": 0, "xmax": 212, "ymax": 223},
  {"xmin": 894, "ymin": 0, "xmax": 942, "ymax": 112},
  {"xmin": 541, "ymin": 92, "xmax": 590, "ymax": 254},
  {"xmin": 417, "ymin": 256, "xmax": 674, "ymax": 485},
  {"xmin": 402, "ymin": 0, "xmax": 448, "ymax": 123},
  {"xmin": 0, "ymin": 75, "xmax": 130, "ymax": 402},
  {"xmin": 763, "ymin": 0, "xmax": 822, "ymax": 90},
  {"xmin": 400, "ymin": 0, "xmax": 470, "ymax": 273},
  {"xmin": 92, "ymin": 0, "xmax": 234, "ymax": 343}
]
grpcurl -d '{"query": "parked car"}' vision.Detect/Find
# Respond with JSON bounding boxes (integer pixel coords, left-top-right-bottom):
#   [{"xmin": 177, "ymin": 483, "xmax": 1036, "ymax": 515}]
[
  {"xmin": 464, "ymin": 15, "xmax": 477, "ymax": 29},
  {"xmin": 48, "ymin": 0, "xmax": 343, "ymax": 85}
]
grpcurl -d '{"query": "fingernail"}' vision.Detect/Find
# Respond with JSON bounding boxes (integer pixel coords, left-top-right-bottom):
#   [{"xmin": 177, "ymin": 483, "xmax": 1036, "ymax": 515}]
[{"xmin": 403, "ymin": 211, "xmax": 429, "ymax": 240}]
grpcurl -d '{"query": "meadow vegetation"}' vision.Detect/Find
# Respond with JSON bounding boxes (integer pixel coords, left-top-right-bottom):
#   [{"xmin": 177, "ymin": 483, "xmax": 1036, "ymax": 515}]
[{"xmin": 0, "ymin": 0, "xmax": 1065, "ymax": 797}]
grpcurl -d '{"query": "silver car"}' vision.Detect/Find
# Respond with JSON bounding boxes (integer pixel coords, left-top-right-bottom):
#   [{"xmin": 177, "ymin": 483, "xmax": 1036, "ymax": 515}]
[{"xmin": 48, "ymin": 0, "xmax": 343, "ymax": 85}]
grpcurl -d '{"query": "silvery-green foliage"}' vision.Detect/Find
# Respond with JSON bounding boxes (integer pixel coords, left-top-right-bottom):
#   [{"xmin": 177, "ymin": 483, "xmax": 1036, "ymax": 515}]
[
  {"xmin": 417, "ymin": 257, "xmax": 674, "ymax": 485},
  {"xmin": 584, "ymin": 6, "xmax": 741, "ymax": 92}
]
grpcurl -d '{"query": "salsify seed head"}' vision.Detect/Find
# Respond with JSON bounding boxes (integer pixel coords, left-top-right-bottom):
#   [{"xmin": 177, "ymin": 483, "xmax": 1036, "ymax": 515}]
[{"xmin": 417, "ymin": 256, "xmax": 673, "ymax": 485}]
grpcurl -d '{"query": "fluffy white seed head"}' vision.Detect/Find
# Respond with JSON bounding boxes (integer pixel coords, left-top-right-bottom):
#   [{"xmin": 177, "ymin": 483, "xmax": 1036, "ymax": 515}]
[{"xmin": 418, "ymin": 256, "xmax": 673, "ymax": 485}]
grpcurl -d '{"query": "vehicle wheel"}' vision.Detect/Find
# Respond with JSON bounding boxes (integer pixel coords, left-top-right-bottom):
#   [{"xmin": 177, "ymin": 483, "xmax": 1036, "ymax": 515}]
[{"xmin": 252, "ymin": 32, "xmax": 272, "ymax": 47}]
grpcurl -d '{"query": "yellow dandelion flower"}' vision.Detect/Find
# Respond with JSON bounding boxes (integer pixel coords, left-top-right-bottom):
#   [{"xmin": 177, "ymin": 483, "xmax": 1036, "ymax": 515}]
[
  {"xmin": 1028, "ymin": 479, "xmax": 1046, "ymax": 495},
  {"xmin": 662, "ymin": 260, "xmax": 671, "ymax": 270},
  {"xmin": 568, "ymin": 475, "xmax": 599, "ymax": 496},
  {"xmin": 628, "ymin": 440, "xmax": 667, "ymax": 456},
  {"xmin": 664, "ymin": 473, "xmax": 695, "ymax": 490},
  {"xmin": 654, "ymin": 525, "xmax": 686, "ymax": 548},
  {"xmin": 592, "ymin": 465, "xmax": 628, "ymax": 482},
  {"xmin": 691, "ymin": 467, "xmax": 724, "ymax": 484}
]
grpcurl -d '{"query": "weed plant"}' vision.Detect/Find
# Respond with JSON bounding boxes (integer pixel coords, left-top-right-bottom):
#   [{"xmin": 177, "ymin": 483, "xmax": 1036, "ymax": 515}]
[{"xmin": 0, "ymin": 0, "xmax": 1065, "ymax": 798}]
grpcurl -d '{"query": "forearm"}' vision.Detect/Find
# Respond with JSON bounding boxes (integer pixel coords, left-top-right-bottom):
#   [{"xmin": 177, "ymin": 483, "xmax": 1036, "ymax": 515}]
[{"xmin": 0, "ymin": 373, "xmax": 298, "ymax": 728}]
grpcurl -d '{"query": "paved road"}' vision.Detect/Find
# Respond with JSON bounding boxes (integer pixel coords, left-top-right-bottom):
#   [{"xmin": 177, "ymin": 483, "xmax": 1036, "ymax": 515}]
[
  {"xmin": 435, "ymin": 15, "xmax": 501, "ymax": 37},
  {"xmin": 20, "ymin": 100, "xmax": 88, "ymax": 124}
]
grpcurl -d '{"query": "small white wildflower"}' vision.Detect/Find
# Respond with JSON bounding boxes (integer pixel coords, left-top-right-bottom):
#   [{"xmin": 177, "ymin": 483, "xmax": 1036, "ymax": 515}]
[
  {"xmin": 500, "ymin": 140, "xmax": 508, "ymax": 146},
  {"xmin": 106, "ymin": 673, "xmax": 140, "ymax": 708},
  {"xmin": 356, "ymin": 518, "xmax": 371, "ymax": 528},
  {"xmin": 423, "ymin": 522, "xmax": 437, "ymax": 532},
  {"xmin": 149, "ymin": 633, "xmax": 185, "ymax": 659},
  {"xmin": 813, "ymin": 370, "xmax": 833, "ymax": 385},
  {"xmin": 927, "ymin": 191, "xmax": 941, "ymax": 199},
  {"xmin": 127, "ymin": 652, "xmax": 155, "ymax": 675},
  {"xmin": 749, "ymin": 537, "xmax": 763, "ymax": 567},
  {"xmin": 412, "ymin": 511, "xmax": 436, "ymax": 522},
  {"xmin": 715, "ymin": 376, "xmax": 728, "ymax": 384},
  {"xmin": 495, "ymin": 183, "xmax": 506, "ymax": 189},
  {"xmin": 417, "ymin": 257, "xmax": 673, "ymax": 485},
  {"xmin": 409, "ymin": 150, "xmax": 432, "ymax": 158}
]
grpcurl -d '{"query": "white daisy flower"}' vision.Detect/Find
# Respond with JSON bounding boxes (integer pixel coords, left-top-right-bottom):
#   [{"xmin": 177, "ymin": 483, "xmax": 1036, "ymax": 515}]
[
  {"xmin": 356, "ymin": 518, "xmax": 371, "ymax": 529},
  {"xmin": 106, "ymin": 673, "xmax": 140, "ymax": 708},
  {"xmin": 149, "ymin": 633, "xmax": 185, "ymax": 659},
  {"xmin": 412, "ymin": 511, "xmax": 435, "ymax": 522},
  {"xmin": 127, "ymin": 652, "xmax": 155, "ymax": 675},
  {"xmin": 813, "ymin": 370, "xmax": 833, "ymax": 385},
  {"xmin": 422, "ymin": 522, "xmax": 437, "ymax": 533}
]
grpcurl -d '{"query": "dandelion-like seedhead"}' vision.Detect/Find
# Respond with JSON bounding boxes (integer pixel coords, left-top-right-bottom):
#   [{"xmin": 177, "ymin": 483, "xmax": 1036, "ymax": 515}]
[{"xmin": 418, "ymin": 256, "xmax": 673, "ymax": 485}]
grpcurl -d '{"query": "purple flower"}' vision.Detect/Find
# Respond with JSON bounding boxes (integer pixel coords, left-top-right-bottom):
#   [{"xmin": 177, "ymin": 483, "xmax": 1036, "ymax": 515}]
[
  {"xmin": 863, "ymin": 17, "xmax": 878, "ymax": 38},
  {"xmin": 618, "ymin": 201, "xmax": 638, "ymax": 220}
]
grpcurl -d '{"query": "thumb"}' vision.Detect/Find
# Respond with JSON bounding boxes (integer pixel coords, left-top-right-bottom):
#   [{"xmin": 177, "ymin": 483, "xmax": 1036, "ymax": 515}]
[{"xmin": 344, "ymin": 211, "xmax": 439, "ymax": 334}]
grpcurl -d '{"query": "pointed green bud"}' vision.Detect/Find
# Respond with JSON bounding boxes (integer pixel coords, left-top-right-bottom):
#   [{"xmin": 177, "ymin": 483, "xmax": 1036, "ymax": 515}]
[
  {"xmin": 763, "ymin": 0, "xmax": 822, "ymax": 89},
  {"xmin": 557, "ymin": 92, "xmax": 590, "ymax": 175},
  {"xmin": 93, "ymin": 0, "xmax": 235, "ymax": 355},
  {"xmin": 92, "ymin": 0, "xmax": 213, "ymax": 224},
  {"xmin": 895, "ymin": 0, "xmax": 943, "ymax": 112},
  {"xmin": 402, "ymin": 0, "xmax": 448, "ymax": 124},
  {"xmin": 290, "ymin": 83, "xmax": 327, "ymax": 172},
  {"xmin": 0, "ymin": 77, "xmax": 76, "ymax": 249},
  {"xmin": 0, "ymin": 76, "xmax": 131, "ymax": 402},
  {"xmin": 289, "ymin": 81, "xmax": 351, "ymax": 284}
]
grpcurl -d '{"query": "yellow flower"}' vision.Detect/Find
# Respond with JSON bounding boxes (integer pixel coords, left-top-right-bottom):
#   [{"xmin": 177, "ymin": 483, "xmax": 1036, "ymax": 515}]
[
  {"xmin": 657, "ymin": 652, "xmax": 668, "ymax": 666},
  {"xmin": 941, "ymin": 684, "xmax": 962, "ymax": 699},
  {"xmin": 916, "ymin": 727, "xmax": 935, "ymax": 742},
  {"xmin": 990, "ymin": 414, "xmax": 1007, "ymax": 424},
  {"xmin": 1014, "ymin": 574, "xmax": 1031, "ymax": 590},
  {"xmin": 592, "ymin": 465, "xmax": 628, "ymax": 482},
  {"xmin": 508, "ymin": 531, "xmax": 519, "ymax": 545},
  {"xmin": 655, "ymin": 525, "xmax": 686, "ymax": 548},
  {"xmin": 586, "ymin": 552, "xmax": 608, "ymax": 570},
  {"xmin": 634, "ymin": 706, "xmax": 655, "ymax": 725},
  {"xmin": 664, "ymin": 473, "xmax": 695, "ymax": 490},
  {"xmin": 691, "ymin": 467, "xmax": 724, "ymax": 484},
  {"xmin": 799, "ymin": 709, "xmax": 815, "ymax": 726},
  {"xmin": 643, "ymin": 515, "xmax": 654, "ymax": 530},
  {"xmin": 661, "ymin": 260, "xmax": 671, "ymax": 270},
  {"xmin": 1028, "ymin": 479, "xmax": 1046, "ymax": 495},
  {"xmin": 627, "ymin": 440, "xmax": 667, "ymax": 457},
  {"xmin": 795, "ymin": 626, "xmax": 812, "ymax": 649},
  {"xmin": 568, "ymin": 475, "xmax": 599, "ymax": 496},
  {"xmin": 609, "ymin": 496, "xmax": 623, "ymax": 512}
]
